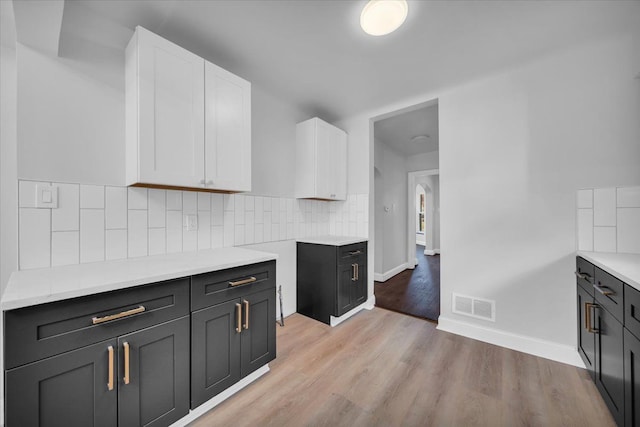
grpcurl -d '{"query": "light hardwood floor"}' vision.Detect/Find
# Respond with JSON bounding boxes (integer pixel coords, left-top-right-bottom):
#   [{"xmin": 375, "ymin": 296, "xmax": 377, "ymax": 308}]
[{"xmin": 189, "ymin": 308, "xmax": 615, "ymax": 427}]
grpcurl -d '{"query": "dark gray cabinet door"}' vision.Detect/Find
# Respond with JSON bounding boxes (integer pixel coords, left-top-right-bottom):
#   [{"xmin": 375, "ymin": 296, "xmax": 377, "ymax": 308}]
[
  {"xmin": 5, "ymin": 339, "xmax": 117, "ymax": 427},
  {"xmin": 595, "ymin": 305, "xmax": 625, "ymax": 426},
  {"xmin": 577, "ymin": 284, "xmax": 595, "ymax": 378},
  {"xmin": 118, "ymin": 316, "xmax": 190, "ymax": 427},
  {"xmin": 625, "ymin": 328, "xmax": 640, "ymax": 427},
  {"xmin": 241, "ymin": 288, "xmax": 276, "ymax": 377},
  {"xmin": 353, "ymin": 256, "xmax": 367, "ymax": 307},
  {"xmin": 191, "ymin": 300, "xmax": 242, "ymax": 409},
  {"xmin": 336, "ymin": 263, "xmax": 355, "ymax": 316}
]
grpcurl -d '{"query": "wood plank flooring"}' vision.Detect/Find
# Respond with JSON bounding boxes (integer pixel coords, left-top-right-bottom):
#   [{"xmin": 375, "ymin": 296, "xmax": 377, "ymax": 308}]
[
  {"xmin": 375, "ymin": 246, "xmax": 440, "ymax": 321},
  {"xmin": 189, "ymin": 308, "xmax": 614, "ymax": 427}
]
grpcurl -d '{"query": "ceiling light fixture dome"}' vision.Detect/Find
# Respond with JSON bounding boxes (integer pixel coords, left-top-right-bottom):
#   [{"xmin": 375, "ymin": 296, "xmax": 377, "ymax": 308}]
[
  {"xmin": 360, "ymin": 0, "xmax": 409, "ymax": 36},
  {"xmin": 411, "ymin": 135, "xmax": 430, "ymax": 144}
]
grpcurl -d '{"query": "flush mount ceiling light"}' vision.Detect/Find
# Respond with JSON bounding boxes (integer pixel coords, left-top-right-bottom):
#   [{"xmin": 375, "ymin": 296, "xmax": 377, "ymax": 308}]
[
  {"xmin": 411, "ymin": 135, "xmax": 430, "ymax": 144},
  {"xmin": 360, "ymin": 0, "xmax": 409, "ymax": 36}
]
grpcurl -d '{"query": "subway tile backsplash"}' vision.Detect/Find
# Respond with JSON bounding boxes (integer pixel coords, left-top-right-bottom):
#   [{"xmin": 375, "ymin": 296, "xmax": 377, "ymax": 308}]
[
  {"xmin": 17, "ymin": 180, "xmax": 369, "ymax": 270},
  {"xmin": 577, "ymin": 186, "xmax": 640, "ymax": 254}
]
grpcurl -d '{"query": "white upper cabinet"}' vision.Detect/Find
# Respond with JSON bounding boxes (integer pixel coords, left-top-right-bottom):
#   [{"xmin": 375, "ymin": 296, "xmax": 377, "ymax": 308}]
[
  {"xmin": 295, "ymin": 118, "xmax": 347, "ymax": 201},
  {"xmin": 126, "ymin": 26, "xmax": 251, "ymax": 192},
  {"xmin": 204, "ymin": 62, "xmax": 251, "ymax": 192}
]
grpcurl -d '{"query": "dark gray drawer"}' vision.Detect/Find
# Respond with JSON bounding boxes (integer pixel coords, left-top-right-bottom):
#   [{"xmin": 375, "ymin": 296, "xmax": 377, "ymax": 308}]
[
  {"xmin": 191, "ymin": 261, "xmax": 276, "ymax": 310},
  {"xmin": 594, "ymin": 267, "xmax": 624, "ymax": 324},
  {"xmin": 338, "ymin": 242, "xmax": 367, "ymax": 265},
  {"xmin": 4, "ymin": 278, "xmax": 190, "ymax": 369},
  {"xmin": 625, "ymin": 284, "xmax": 640, "ymax": 340},
  {"xmin": 576, "ymin": 257, "xmax": 595, "ymax": 295}
]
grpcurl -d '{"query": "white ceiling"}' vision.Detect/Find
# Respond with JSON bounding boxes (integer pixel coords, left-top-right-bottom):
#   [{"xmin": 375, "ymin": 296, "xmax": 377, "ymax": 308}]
[
  {"xmin": 374, "ymin": 103, "xmax": 438, "ymax": 157},
  {"xmin": 56, "ymin": 0, "xmax": 639, "ymax": 123}
]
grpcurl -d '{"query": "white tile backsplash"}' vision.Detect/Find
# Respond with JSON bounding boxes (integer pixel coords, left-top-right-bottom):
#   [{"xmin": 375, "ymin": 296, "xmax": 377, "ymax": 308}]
[
  {"xmin": 577, "ymin": 189, "xmax": 593, "ymax": 209},
  {"xmin": 80, "ymin": 185, "xmax": 104, "ymax": 209},
  {"xmin": 17, "ymin": 179, "xmax": 369, "ymax": 270},
  {"xmin": 127, "ymin": 210, "xmax": 147, "ymax": 258},
  {"xmin": 19, "ymin": 208, "xmax": 51, "ymax": 269},
  {"xmin": 80, "ymin": 209, "xmax": 105, "ymax": 263},
  {"xmin": 52, "ymin": 183, "xmax": 79, "ymax": 232},
  {"xmin": 148, "ymin": 189, "xmax": 166, "ymax": 228},
  {"xmin": 128, "ymin": 187, "xmax": 148, "ymax": 210},
  {"xmin": 593, "ymin": 227, "xmax": 616, "ymax": 253},
  {"xmin": 106, "ymin": 229, "xmax": 127, "ymax": 260},
  {"xmin": 51, "ymin": 231, "xmax": 79, "ymax": 266},
  {"xmin": 106, "ymin": 186, "xmax": 127, "ymax": 229},
  {"xmin": 577, "ymin": 186, "xmax": 640, "ymax": 255},
  {"xmin": 593, "ymin": 188, "xmax": 616, "ymax": 226},
  {"xmin": 617, "ymin": 187, "xmax": 640, "ymax": 208},
  {"xmin": 617, "ymin": 208, "xmax": 640, "ymax": 254}
]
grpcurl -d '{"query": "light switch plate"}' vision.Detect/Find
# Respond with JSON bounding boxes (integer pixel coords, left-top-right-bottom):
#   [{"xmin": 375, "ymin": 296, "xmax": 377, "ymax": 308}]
[{"xmin": 35, "ymin": 184, "xmax": 58, "ymax": 208}]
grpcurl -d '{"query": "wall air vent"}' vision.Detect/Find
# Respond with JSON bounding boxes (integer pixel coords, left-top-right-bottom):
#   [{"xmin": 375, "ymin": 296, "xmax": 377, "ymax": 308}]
[{"xmin": 452, "ymin": 293, "xmax": 495, "ymax": 322}]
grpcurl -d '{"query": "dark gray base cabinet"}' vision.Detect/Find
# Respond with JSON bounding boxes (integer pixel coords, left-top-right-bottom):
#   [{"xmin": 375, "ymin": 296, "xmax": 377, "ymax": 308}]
[
  {"xmin": 190, "ymin": 261, "xmax": 276, "ymax": 409},
  {"xmin": 297, "ymin": 241, "xmax": 367, "ymax": 325},
  {"xmin": 624, "ymin": 329, "xmax": 640, "ymax": 427},
  {"xmin": 6, "ymin": 316, "xmax": 190, "ymax": 427},
  {"xmin": 577, "ymin": 283, "xmax": 595, "ymax": 378}
]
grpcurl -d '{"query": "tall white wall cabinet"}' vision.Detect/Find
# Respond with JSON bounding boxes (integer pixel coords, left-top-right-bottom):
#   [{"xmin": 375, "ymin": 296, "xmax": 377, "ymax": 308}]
[
  {"xmin": 126, "ymin": 26, "xmax": 251, "ymax": 192},
  {"xmin": 295, "ymin": 117, "xmax": 347, "ymax": 201}
]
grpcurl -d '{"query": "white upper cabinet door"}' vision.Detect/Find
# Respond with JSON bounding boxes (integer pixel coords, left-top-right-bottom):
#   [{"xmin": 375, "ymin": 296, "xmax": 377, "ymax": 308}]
[
  {"xmin": 295, "ymin": 118, "xmax": 347, "ymax": 201},
  {"xmin": 204, "ymin": 62, "xmax": 251, "ymax": 192},
  {"xmin": 127, "ymin": 27, "xmax": 205, "ymax": 188}
]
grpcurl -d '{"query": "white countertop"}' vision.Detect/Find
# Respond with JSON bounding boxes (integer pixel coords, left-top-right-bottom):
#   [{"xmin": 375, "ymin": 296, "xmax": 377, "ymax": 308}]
[
  {"xmin": 577, "ymin": 251, "xmax": 640, "ymax": 291},
  {"xmin": 296, "ymin": 235, "xmax": 368, "ymax": 246},
  {"xmin": 1, "ymin": 247, "xmax": 277, "ymax": 311}
]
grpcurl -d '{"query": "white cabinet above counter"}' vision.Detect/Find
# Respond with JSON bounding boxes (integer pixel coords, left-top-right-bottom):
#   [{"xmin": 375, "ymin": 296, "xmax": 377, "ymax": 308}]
[
  {"xmin": 126, "ymin": 26, "xmax": 251, "ymax": 193},
  {"xmin": 295, "ymin": 117, "xmax": 347, "ymax": 201}
]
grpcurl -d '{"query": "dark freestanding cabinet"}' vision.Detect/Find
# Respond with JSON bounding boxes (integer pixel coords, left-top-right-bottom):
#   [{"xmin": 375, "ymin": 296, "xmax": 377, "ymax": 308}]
[
  {"xmin": 297, "ymin": 241, "xmax": 367, "ymax": 325},
  {"xmin": 190, "ymin": 261, "xmax": 277, "ymax": 409}
]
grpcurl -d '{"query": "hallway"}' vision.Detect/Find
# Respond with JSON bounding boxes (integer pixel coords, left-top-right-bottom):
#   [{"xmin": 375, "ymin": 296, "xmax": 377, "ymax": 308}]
[{"xmin": 374, "ymin": 245, "xmax": 440, "ymax": 321}]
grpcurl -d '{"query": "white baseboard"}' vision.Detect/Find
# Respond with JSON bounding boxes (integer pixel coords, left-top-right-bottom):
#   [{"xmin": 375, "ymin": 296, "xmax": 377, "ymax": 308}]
[
  {"xmin": 374, "ymin": 263, "xmax": 408, "ymax": 282},
  {"xmin": 437, "ymin": 316, "xmax": 585, "ymax": 368},
  {"xmin": 330, "ymin": 299, "xmax": 372, "ymax": 327},
  {"xmin": 423, "ymin": 248, "xmax": 440, "ymax": 256},
  {"xmin": 169, "ymin": 365, "xmax": 270, "ymax": 426}
]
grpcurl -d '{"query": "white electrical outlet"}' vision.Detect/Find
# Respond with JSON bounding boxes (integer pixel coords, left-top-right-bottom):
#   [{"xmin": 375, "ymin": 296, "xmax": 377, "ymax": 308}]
[
  {"xmin": 35, "ymin": 184, "xmax": 58, "ymax": 208},
  {"xmin": 184, "ymin": 214, "xmax": 198, "ymax": 231}
]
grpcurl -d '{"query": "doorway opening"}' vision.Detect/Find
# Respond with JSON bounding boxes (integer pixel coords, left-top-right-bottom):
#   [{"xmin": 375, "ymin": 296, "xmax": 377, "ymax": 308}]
[{"xmin": 372, "ymin": 99, "xmax": 440, "ymax": 322}]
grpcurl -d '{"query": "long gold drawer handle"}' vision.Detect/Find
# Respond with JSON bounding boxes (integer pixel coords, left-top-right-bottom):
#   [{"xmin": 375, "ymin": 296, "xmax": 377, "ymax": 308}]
[
  {"xmin": 235, "ymin": 303, "xmax": 242, "ymax": 333},
  {"xmin": 229, "ymin": 276, "xmax": 257, "ymax": 287},
  {"xmin": 243, "ymin": 300, "xmax": 250, "ymax": 330},
  {"xmin": 107, "ymin": 346, "xmax": 114, "ymax": 391},
  {"xmin": 123, "ymin": 342, "xmax": 130, "ymax": 385},
  {"xmin": 92, "ymin": 306, "xmax": 146, "ymax": 325}
]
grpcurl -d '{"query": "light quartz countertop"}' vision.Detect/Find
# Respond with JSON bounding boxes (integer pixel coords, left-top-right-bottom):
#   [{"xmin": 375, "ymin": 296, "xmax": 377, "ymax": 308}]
[
  {"xmin": 1, "ymin": 247, "xmax": 277, "ymax": 311},
  {"xmin": 296, "ymin": 235, "xmax": 368, "ymax": 246},
  {"xmin": 577, "ymin": 251, "xmax": 640, "ymax": 291}
]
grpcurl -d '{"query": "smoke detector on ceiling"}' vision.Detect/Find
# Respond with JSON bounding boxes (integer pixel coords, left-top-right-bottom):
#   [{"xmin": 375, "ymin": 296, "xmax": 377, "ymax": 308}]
[{"xmin": 411, "ymin": 135, "xmax": 430, "ymax": 144}]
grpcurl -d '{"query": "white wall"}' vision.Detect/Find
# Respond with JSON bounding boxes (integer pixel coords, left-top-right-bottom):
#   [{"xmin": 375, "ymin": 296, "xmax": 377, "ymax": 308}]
[
  {"xmin": 407, "ymin": 150, "xmax": 439, "ymax": 172},
  {"xmin": 1, "ymin": 2, "xmax": 18, "ymax": 297},
  {"xmin": 419, "ymin": 175, "xmax": 440, "ymax": 251},
  {"xmin": 415, "ymin": 184, "xmax": 426, "ymax": 246},
  {"xmin": 16, "ymin": 32, "xmax": 311, "ymax": 197},
  {"xmin": 374, "ymin": 139, "xmax": 408, "ymax": 275},
  {"xmin": 340, "ymin": 29, "xmax": 640, "ymax": 364}
]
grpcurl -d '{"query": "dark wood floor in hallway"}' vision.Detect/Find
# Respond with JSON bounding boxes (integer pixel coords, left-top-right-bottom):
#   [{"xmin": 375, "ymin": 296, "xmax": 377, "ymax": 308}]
[
  {"xmin": 375, "ymin": 245, "xmax": 440, "ymax": 321},
  {"xmin": 189, "ymin": 309, "xmax": 615, "ymax": 427}
]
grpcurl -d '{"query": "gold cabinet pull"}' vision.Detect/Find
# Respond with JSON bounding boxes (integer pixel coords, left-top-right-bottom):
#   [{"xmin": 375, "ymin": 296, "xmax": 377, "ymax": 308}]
[
  {"xmin": 229, "ymin": 276, "xmax": 257, "ymax": 287},
  {"xmin": 243, "ymin": 300, "xmax": 250, "ymax": 330},
  {"xmin": 92, "ymin": 306, "xmax": 145, "ymax": 325},
  {"xmin": 351, "ymin": 264, "xmax": 356, "ymax": 281},
  {"xmin": 123, "ymin": 342, "xmax": 130, "ymax": 385},
  {"xmin": 593, "ymin": 284, "xmax": 614, "ymax": 296},
  {"xmin": 575, "ymin": 271, "xmax": 592, "ymax": 282},
  {"xmin": 349, "ymin": 250, "xmax": 363, "ymax": 255},
  {"xmin": 355, "ymin": 263, "xmax": 359, "ymax": 281},
  {"xmin": 235, "ymin": 303, "xmax": 242, "ymax": 333},
  {"xmin": 107, "ymin": 346, "xmax": 114, "ymax": 391},
  {"xmin": 586, "ymin": 303, "xmax": 598, "ymax": 333}
]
